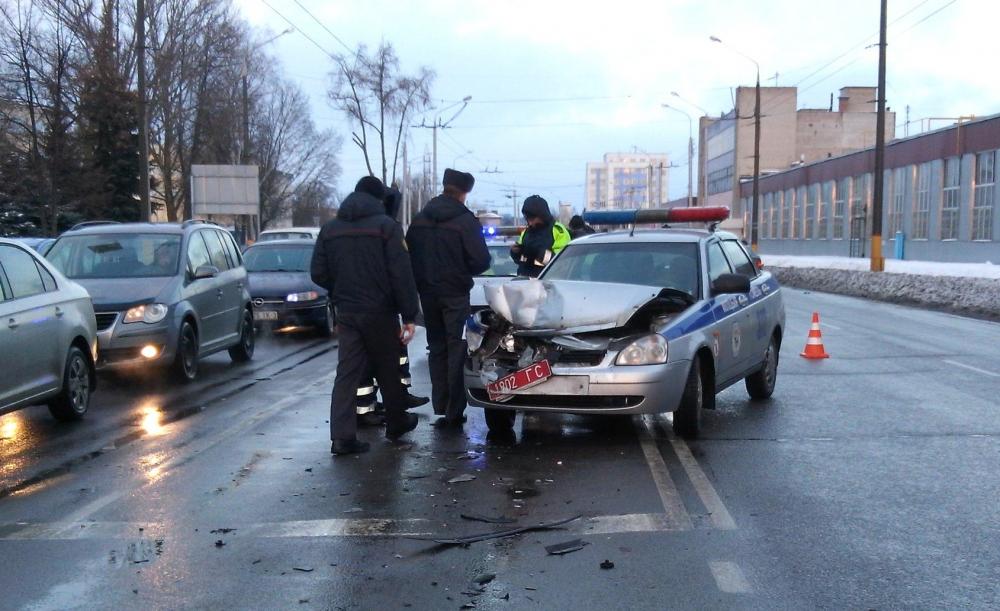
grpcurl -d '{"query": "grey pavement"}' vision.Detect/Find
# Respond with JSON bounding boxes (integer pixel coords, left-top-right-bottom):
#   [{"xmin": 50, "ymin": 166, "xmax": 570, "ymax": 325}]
[{"xmin": 1, "ymin": 289, "xmax": 999, "ymax": 609}]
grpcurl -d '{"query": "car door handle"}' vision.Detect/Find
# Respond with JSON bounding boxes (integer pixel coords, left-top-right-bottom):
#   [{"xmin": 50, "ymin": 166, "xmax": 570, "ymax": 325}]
[
  {"xmin": 7, "ymin": 318, "xmax": 18, "ymax": 330},
  {"xmin": 55, "ymin": 306, "xmax": 65, "ymax": 318}
]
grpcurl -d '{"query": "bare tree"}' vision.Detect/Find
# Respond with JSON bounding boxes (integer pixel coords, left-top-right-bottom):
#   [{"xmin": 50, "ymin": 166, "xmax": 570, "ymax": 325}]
[{"xmin": 328, "ymin": 42, "xmax": 433, "ymax": 185}]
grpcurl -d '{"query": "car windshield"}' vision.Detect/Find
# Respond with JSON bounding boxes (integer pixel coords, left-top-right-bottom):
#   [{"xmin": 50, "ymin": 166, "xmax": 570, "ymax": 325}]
[
  {"xmin": 541, "ymin": 241, "xmax": 700, "ymax": 296},
  {"xmin": 482, "ymin": 244, "xmax": 518, "ymax": 277},
  {"xmin": 244, "ymin": 244, "xmax": 312, "ymax": 272},
  {"xmin": 47, "ymin": 233, "xmax": 182, "ymax": 279},
  {"xmin": 259, "ymin": 232, "xmax": 314, "ymax": 242}
]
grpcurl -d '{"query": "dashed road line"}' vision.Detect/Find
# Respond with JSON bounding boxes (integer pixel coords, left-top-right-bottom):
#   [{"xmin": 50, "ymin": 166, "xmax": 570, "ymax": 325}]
[
  {"xmin": 709, "ymin": 560, "xmax": 752, "ymax": 593},
  {"xmin": 944, "ymin": 359, "xmax": 1000, "ymax": 378},
  {"xmin": 639, "ymin": 418, "xmax": 694, "ymax": 530}
]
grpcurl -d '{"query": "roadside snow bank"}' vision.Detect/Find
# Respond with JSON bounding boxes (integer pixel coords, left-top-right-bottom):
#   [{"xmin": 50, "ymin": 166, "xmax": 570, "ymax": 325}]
[
  {"xmin": 770, "ymin": 266, "xmax": 1000, "ymax": 320},
  {"xmin": 763, "ymin": 254, "xmax": 1000, "ymax": 279}
]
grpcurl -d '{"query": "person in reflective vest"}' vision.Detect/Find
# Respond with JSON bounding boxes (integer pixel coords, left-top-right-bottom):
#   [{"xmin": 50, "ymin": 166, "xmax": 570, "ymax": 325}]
[{"xmin": 510, "ymin": 195, "xmax": 570, "ymax": 277}]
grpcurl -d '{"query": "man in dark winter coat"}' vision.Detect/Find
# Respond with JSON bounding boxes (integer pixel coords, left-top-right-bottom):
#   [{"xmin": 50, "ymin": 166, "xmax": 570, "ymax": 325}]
[
  {"xmin": 406, "ymin": 169, "xmax": 490, "ymax": 429},
  {"xmin": 510, "ymin": 195, "xmax": 570, "ymax": 277},
  {"xmin": 355, "ymin": 187, "xmax": 429, "ymax": 426},
  {"xmin": 311, "ymin": 176, "xmax": 420, "ymax": 454}
]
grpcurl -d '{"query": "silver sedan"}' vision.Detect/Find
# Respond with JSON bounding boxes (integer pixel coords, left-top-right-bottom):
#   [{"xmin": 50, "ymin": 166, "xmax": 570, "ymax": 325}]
[{"xmin": 0, "ymin": 238, "xmax": 97, "ymax": 420}]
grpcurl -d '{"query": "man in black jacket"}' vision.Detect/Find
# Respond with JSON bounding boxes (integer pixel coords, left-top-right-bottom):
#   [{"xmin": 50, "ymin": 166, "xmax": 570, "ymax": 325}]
[
  {"xmin": 406, "ymin": 169, "xmax": 490, "ymax": 429},
  {"xmin": 510, "ymin": 195, "xmax": 571, "ymax": 277},
  {"xmin": 311, "ymin": 176, "xmax": 420, "ymax": 454}
]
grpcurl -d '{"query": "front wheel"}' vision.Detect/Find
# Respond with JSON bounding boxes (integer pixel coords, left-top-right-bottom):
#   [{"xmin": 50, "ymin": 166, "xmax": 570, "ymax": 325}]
[
  {"xmin": 318, "ymin": 303, "xmax": 336, "ymax": 338},
  {"xmin": 48, "ymin": 346, "xmax": 92, "ymax": 422},
  {"xmin": 673, "ymin": 358, "xmax": 708, "ymax": 438},
  {"xmin": 484, "ymin": 408, "xmax": 516, "ymax": 434},
  {"xmin": 745, "ymin": 335, "xmax": 779, "ymax": 400},
  {"xmin": 171, "ymin": 321, "xmax": 199, "ymax": 382},
  {"xmin": 229, "ymin": 309, "xmax": 255, "ymax": 363}
]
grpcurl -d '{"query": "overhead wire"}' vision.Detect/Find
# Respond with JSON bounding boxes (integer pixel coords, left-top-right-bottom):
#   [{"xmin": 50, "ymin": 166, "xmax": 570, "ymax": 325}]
[{"xmin": 290, "ymin": 0, "xmax": 355, "ymax": 55}]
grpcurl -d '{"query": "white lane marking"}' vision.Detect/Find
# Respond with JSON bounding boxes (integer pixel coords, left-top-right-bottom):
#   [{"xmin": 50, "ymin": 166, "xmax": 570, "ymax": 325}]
[
  {"xmin": 709, "ymin": 561, "xmax": 752, "ymax": 594},
  {"xmin": 944, "ymin": 360, "xmax": 1000, "ymax": 378},
  {"xmin": 0, "ymin": 513, "xmax": 686, "ymax": 541},
  {"xmin": 660, "ymin": 425, "xmax": 737, "ymax": 530},
  {"xmin": 817, "ymin": 320, "xmax": 841, "ymax": 331},
  {"xmin": 639, "ymin": 418, "xmax": 694, "ymax": 530}
]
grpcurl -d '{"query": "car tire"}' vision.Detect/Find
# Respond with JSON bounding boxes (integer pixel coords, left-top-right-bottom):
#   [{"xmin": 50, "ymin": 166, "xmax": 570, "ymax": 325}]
[
  {"xmin": 48, "ymin": 346, "xmax": 92, "ymax": 422},
  {"xmin": 746, "ymin": 334, "xmax": 779, "ymax": 401},
  {"xmin": 229, "ymin": 309, "xmax": 255, "ymax": 363},
  {"xmin": 171, "ymin": 321, "xmax": 199, "ymax": 382},
  {"xmin": 484, "ymin": 408, "xmax": 516, "ymax": 434},
  {"xmin": 673, "ymin": 357, "xmax": 706, "ymax": 438},
  {"xmin": 319, "ymin": 303, "xmax": 336, "ymax": 338}
]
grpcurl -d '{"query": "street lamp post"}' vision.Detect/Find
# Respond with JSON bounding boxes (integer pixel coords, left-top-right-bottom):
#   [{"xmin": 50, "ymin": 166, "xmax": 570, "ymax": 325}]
[
  {"xmin": 710, "ymin": 36, "xmax": 761, "ymax": 251},
  {"xmin": 671, "ymin": 91, "xmax": 712, "ymax": 204},
  {"xmin": 662, "ymin": 103, "xmax": 694, "ymax": 208}
]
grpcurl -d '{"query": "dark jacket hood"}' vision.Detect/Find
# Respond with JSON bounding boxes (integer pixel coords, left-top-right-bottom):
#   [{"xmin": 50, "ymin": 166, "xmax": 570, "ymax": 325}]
[
  {"xmin": 423, "ymin": 195, "xmax": 472, "ymax": 222},
  {"xmin": 338, "ymin": 192, "xmax": 386, "ymax": 221},
  {"xmin": 522, "ymin": 196, "xmax": 553, "ymax": 224}
]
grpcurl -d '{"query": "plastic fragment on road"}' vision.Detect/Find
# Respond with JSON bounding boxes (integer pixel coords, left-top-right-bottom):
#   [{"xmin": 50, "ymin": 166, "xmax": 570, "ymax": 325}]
[
  {"xmin": 448, "ymin": 474, "xmax": 477, "ymax": 484},
  {"xmin": 460, "ymin": 513, "xmax": 517, "ymax": 524},
  {"xmin": 405, "ymin": 515, "xmax": 581, "ymax": 545},
  {"xmin": 474, "ymin": 573, "xmax": 496, "ymax": 585},
  {"xmin": 600, "ymin": 559, "xmax": 615, "ymax": 570},
  {"xmin": 544, "ymin": 538, "xmax": 589, "ymax": 555}
]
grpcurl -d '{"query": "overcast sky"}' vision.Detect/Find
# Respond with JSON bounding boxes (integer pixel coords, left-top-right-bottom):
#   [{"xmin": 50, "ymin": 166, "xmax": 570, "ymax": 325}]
[{"xmin": 235, "ymin": 0, "xmax": 983, "ymax": 215}]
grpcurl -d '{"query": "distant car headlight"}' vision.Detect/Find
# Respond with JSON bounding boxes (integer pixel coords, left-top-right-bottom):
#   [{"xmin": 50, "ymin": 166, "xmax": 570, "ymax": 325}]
[
  {"xmin": 287, "ymin": 291, "xmax": 319, "ymax": 302},
  {"xmin": 123, "ymin": 303, "xmax": 169, "ymax": 324},
  {"xmin": 615, "ymin": 334, "xmax": 669, "ymax": 366}
]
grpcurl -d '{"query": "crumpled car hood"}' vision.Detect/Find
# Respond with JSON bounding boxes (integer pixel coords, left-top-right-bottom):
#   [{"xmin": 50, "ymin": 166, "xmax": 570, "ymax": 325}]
[{"xmin": 484, "ymin": 278, "xmax": 663, "ymax": 334}]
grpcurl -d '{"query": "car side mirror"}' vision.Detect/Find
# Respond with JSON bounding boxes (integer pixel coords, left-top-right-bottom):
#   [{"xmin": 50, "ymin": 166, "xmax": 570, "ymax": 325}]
[
  {"xmin": 711, "ymin": 273, "xmax": 751, "ymax": 295},
  {"xmin": 192, "ymin": 265, "xmax": 219, "ymax": 281}
]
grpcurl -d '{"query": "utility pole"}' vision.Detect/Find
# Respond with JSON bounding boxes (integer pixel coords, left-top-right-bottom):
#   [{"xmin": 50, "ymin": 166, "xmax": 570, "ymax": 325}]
[
  {"xmin": 402, "ymin": 140, "xmax": 410, "ymax": 227},
  {"xmin": 661, "ymin": 104, "xmax": 694, "ymax": 208},
  {"xmin": 412, "ymin": 96, "xmax": 471, "ymax": 188},
  {"xmin": 136, "ymin": 0, "xmax": 151, "ymax": 221},
  {"xmin": 432, "ymin": 123, "xmax": 437, "ymax": 192},
  {"xmin": 751, "ymin": 73, "xmax": 761, "ymax": 252},
  {"xmin": 870, "ymin": 0, "xmax": 888, "ymax": 272}
]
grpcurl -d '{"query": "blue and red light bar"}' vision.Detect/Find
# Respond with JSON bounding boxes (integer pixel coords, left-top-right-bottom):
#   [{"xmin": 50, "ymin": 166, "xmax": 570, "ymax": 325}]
[
  {"xmin": 582, "ymin": 206, "xmax": 730, "ymax": 226},
  {"xmin": 481, "ymin": 225, "xmax": 523, "ymax": 238}
]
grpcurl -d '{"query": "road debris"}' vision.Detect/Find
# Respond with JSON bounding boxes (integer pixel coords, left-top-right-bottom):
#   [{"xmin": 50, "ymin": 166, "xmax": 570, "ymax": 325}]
[
  {"xmin": 473, "ymin": 573, "xmax": 496, "ymax": 585},
  {"xmin": 544, "ymin": 539, "xmax": 588, "ymax": 555},
  {"xmin": 406, "ymin": 515, "xmax": 581, "ymax": 545},
  {"xmin": 214, "ymin": 540, "xmax": 226, "ymax": 548},
  {"xmin": 210, "ymin": 528, "xmax": 236, "ymax": 534},
  {"xmin": 448, "ymin": 474, "xmax": 476, "ymax": 484},
  {"xmin": 600, "ymin": 559, "xmax": 615, "ymax": 570},
  {"xmin": 292, "ymin": 567, "xmax": 314, "ymax": 573},
  {"xmin": 460, "ymin": 513, "xmax": 516, "ymax": 525}
]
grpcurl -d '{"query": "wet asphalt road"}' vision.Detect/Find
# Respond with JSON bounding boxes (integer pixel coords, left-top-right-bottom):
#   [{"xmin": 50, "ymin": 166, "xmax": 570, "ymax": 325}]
[{"xmin": 1, "ymin": 289, "xmax": 999, "ymax": 609}]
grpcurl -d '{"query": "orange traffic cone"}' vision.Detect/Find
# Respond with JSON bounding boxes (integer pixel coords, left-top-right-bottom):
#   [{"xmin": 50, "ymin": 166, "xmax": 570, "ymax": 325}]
[{"xmin": 800, "ymin": 312, "xmax": 830, "ymax": 359}]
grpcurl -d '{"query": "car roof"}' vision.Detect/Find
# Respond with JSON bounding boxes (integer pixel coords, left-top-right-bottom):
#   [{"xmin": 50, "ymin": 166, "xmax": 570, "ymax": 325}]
[
  {"xmin": 260, "ymin": 227, "xmax": 319, "ymax": 234},
  {"xmin": 568, "ymin": 228, "xmax": 740, "ymax": 244},
  {"xmin": 60, "ymin": 222, "xmax": 186, "ymax": 236},
  {"xmin": 246, "ymin": 239, "xmax": 315, "ymax": 247}
]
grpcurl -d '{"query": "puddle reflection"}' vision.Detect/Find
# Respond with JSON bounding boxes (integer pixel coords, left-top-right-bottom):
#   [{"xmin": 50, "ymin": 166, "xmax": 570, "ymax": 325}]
[
  {"xmin": 0, "ymin": 415, "xmax": 21, "ymax": 442},
  {"xmin": 139, "ymin": 404, "xmax": 166, "ymax": 436}
]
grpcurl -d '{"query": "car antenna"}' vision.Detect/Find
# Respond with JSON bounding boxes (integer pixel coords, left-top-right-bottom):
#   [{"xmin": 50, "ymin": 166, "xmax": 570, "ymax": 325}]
[{"xmin": 629, "ymin": 220, "xmax": 637, "ymax": 237}]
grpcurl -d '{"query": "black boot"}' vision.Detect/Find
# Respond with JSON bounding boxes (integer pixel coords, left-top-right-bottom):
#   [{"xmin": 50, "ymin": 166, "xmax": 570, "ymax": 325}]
[
  {"xmin": 331, "ymin": 439, "xmax": 370, "ymax": 455},
  {"xmin": 386, "ymin": 413, "xmax": 419, "ymax": 441},
  {"xmin": 406, "ymin": 393, "xmax": 430, "ymax": 409}
]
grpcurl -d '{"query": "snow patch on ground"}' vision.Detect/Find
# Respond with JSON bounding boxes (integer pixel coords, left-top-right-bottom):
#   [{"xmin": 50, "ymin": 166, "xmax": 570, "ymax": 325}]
[{"xmin": 762, "ymin": 255, "xmax": 1000, "ymax": 280}]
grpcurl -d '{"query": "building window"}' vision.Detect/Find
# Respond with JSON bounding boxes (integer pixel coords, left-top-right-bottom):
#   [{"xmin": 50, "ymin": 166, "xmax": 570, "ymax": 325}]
[
  {"xmin": 834, "ymin": 178, "xmax": 848, "ymax": 239},
  {"xmin": 973, "ymin": 151, "xmax": 995, "ymax": 241},
  {"xmin": 795, "ymin": 187, "xmax": 807, "ymax": 239},
  {"xmin": 804, "ymin": 184, "xmax": 817, "ymax": 239},
  {"xmin": 851, "ymin": 174, "xmax": 868, "ymax": 236},
  {"xmin": 941, "ymin": 157, "xmax": 961, "ymax": 240},
  {"xmin": 771, "ymin": 192, "xmax": 780, "ymax": 239},
  {"xmin": 783, "ymin": 189, "xmax": 793, "ymax": 238},
  {"xmin": 912, "ymin": 162, "xmax": 931, "ymax": 239},
  {"xmin": 889, "ymin": 167, "xmax": 908, "ymax": 238},
  {"xmin": 817, "ymin": 182, "xmax": 831, "ymax": 240}
]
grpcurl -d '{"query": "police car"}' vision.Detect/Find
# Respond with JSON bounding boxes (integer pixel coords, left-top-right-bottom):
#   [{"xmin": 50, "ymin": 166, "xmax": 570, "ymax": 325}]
[{"xmin": 464, "ymin": 207, "xmax": 785, "ymax": 438}]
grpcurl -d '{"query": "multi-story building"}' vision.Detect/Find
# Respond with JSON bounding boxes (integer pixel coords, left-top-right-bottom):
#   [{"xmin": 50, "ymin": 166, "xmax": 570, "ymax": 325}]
[
  {"xmin": 585, "ymin": 152, "xmax": 670, "ymax": 210},
  {"xmin": 698, "ymin": 86, "xmax": 894, "ymax": 233},
  {"xmin": 744, "ymin": 113, "xmax": 997, "ymax": 263}
]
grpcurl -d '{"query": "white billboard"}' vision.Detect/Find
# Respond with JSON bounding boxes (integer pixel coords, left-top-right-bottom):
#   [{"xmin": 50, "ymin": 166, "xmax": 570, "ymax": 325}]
[{"xmin": 191, "ymin": 164, "xmax": 260, "ymax": 216}]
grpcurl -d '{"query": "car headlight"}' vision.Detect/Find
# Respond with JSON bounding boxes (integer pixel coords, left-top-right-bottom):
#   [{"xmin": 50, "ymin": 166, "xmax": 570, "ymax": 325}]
[
  {"xmin": 123, "ymin": 303, "xmax": 169, "ymax": 324},
  {"xmin": 615, "ymin": 334, "xmax": 668, "ymax": 366},
  {"xmin": 287, "ymin": 291, "xmax": 319, "ymax": 302}
]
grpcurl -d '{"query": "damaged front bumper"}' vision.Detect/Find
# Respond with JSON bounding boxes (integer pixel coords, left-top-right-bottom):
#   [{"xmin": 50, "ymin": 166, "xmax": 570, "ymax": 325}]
[{"xmin": 464, "ymin": 357, "xmax": 690, "ymax": 414}]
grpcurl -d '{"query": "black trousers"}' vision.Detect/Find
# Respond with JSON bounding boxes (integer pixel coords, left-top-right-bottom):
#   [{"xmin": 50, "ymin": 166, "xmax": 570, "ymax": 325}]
[
  {"xmin": 330, "ymin": 311, "xmax": 409, "ymax": 441},
  {"xmin": 357, "ymin": 345, "xmax": 412, "ymax": 412},
  {"xmin": 420, "ymin": 293, "xmax": 470, "ymax": 419}
]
